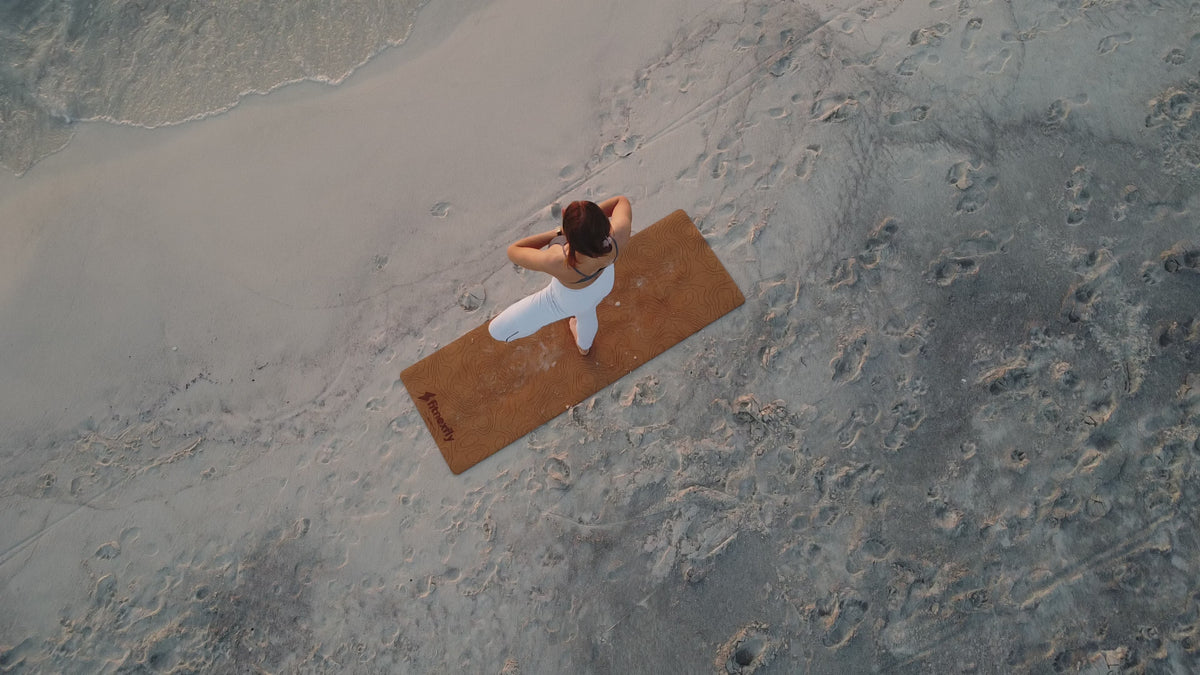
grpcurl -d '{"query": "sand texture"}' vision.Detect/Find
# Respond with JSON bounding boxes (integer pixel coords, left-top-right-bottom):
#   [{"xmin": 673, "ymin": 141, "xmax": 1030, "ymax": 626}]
[
  {"xmin": 2, "ymin": 0, "xmax": 1200, "ymax": 672},
  {"xmin": 402, "ymin": 210, "xmax": 744, "ymax": 474}
]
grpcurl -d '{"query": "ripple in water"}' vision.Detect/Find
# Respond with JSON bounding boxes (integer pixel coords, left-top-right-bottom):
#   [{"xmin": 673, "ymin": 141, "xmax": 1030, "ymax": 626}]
[{"xmin": 0, "ymin": 0, "xmax": 429, "ymax": 174}]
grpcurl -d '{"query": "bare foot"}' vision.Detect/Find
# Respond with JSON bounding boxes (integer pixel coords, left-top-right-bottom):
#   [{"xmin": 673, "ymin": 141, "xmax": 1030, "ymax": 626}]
[{"xmin": 568, "ymin": 318, "xmax": 589, "ymax": 355}]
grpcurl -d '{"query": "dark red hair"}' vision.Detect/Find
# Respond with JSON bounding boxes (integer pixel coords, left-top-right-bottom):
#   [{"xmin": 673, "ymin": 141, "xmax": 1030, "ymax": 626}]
[{"xmin": 562, "ymin": 200, "xmax": 611, "ymax": 266}]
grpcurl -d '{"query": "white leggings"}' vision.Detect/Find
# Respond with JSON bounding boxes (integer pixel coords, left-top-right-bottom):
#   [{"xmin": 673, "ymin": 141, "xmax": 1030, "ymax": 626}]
[{"xmin": 488, "ymin": 266, "xmax": 615, "ymax": 350}]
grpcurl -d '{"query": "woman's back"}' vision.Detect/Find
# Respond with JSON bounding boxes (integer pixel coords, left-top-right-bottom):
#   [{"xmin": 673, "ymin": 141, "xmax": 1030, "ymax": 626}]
[{"xmin": 489, "ymin": 195, "xmax": 633, "ymax": 354}]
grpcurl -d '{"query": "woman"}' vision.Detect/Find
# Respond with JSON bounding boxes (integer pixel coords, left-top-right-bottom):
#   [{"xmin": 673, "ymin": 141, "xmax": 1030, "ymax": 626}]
[{"xmin": 488, "ymin": 196, "xmax": 633, "ymax": 355}]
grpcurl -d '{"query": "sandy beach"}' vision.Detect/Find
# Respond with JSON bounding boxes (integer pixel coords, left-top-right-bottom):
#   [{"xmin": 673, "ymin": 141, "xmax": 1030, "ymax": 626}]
[{"xmin": 2, "ymin": 0, "xmax": 1199, "ymax": 671}]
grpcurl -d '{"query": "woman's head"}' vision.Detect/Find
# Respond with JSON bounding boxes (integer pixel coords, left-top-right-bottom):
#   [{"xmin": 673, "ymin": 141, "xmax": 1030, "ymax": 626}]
[{"xmin": 562, "ymin": 201, "xmax": 611, "ymax": 263}]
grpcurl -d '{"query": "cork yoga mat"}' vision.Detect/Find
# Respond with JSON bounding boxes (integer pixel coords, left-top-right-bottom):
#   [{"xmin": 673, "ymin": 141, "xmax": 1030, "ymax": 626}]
[{"xmin": 401, "ymin": 210, "xmax": 745, "ymax": 474}]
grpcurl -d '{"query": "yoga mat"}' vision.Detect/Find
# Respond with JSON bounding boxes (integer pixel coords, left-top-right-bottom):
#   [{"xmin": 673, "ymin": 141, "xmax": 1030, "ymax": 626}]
[{"xmin": 401, "ymin": 210, "xmax": 745, "ymax": 474}]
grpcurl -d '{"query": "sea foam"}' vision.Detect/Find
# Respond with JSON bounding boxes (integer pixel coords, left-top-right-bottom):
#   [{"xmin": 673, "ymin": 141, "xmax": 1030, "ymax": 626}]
[{"xmin": 0, "ymin": 0, "xmax": 430, "ymax": 174}]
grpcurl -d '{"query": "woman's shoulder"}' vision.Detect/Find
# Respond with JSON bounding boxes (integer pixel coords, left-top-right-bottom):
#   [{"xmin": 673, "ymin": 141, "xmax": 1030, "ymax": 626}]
[{"xmin": 607, "ymin": 198, "xmax": 633, "ymax": 247}]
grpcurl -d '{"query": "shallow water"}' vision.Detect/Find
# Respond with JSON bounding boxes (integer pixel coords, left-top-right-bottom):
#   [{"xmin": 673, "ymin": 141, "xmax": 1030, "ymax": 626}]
[{"xmin": 0, "ymin": 0, "xmax": 429, "ymax": 174}]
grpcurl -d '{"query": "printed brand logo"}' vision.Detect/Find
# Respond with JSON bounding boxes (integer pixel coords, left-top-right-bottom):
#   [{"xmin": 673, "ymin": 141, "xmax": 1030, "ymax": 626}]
[{"xmin": 418, "ymin": 391, "xmax": 455, "ymax": 442}]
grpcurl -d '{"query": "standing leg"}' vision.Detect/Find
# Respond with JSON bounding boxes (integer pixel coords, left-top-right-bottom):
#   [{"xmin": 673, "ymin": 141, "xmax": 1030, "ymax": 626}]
[
  {"xmin": 569, "ymin": 309, "xmax": 599, "ymax": 353},
  {"xmin": 566, "ymin": 266, "xmax": 615, "ymax": 354}
]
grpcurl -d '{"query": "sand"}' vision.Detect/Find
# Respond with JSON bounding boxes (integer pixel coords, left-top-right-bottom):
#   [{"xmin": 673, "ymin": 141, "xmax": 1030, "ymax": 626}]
[{"xmin": 2, "ymin": 0, "xmax": 1199, "ymax": 671}]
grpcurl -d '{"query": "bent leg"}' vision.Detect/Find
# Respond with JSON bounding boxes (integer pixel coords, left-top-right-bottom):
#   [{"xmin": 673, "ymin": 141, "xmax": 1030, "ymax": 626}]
[{"xmin": 488, "ymin": 285, "xmax": 566, "ymax": 343}]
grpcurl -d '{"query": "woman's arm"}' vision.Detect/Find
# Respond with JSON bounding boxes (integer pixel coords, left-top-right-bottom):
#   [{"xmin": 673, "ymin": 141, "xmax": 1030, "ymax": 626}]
[
  {"xmin": 509, "ymin": 228, "xmax": 560, "ymax": 253},
  {"xmin": 596, "ymin": 196, "xmax": 620, "ymax": 216},
  {"xmin": 506, "ymin": 228, "xmax": 561, "ymax": 271},
  {"xmin": 597, "ymin": 196, "xmax": 633, "ymax": 247}
]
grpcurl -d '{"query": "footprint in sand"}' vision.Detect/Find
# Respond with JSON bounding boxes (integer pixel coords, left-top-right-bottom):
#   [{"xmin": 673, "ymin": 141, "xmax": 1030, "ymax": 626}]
[
  {"xmin": 946, "ymin": 159, "xmax": 975, "ymax": 190},
  {"xmin": 716, "ymin": 623, "xmax": 778, "ymax": 673},
  {"xmin": 1162, "ymin": 90, "xmax": 1194, "ymax": 124},
  {"xmin": 1141, "ymin": 258, "xmax": 1168, "ymax": 285},
  {"xmin": 734, "ymin": 25, "xmax": 763, "ymax": 50},
  {"xmin": 543, "ymin": 455, "xmax": 571, "ymax": 489},
  {"xmin": 811, "ymin": 95, "xmax": 859, "ymax": 122},
  {"xmin": 795, "ymin": 145, "xmax": 822, "ymax": 180},
  {"xmin": 987, "ymin": 363, "xmax": 1035, "ymax": 398},
  {"xmin": 952, "ymin": 587, "xmax": 993, "ymax": 614},
  {"xmin": 1042, "ymin": 94, "xmax": 1088, "ymax": 133},
  {"xmin": 622, "ymin": 375, "xmax": 662, "ymax": 406},
  {"xmin": 856, "ymin": 537, "xmax": 893, "ymax": 562},
  {"xmin": 821, "ymin": 595, "xmax": 870, "ymax": 647},
  {"xmin": 1000, "ymin": 28, "xmax": 1040, "ymax": 44},
  {"xmin": 94, "ymin": 574, "xmax": 118, "ymax": 606},
  {"xmin": 602, "ymin": 135, "xmax": 642, "ymax": 159},
  {"xmin": 924, "ymin": 228, "xmax": 1012, "ymax": 285},
  {"xmin": 887, "ymin": 105, "xmax": 929, "ymax": 126},
  {"xmin": 1160, "ymin": 242, "xmax": 1200, "ymax": 275},
  {"xmin": 888, "ymin": 316, "xmax": 932, "ymax": 357},
  {"xmin": 883, "ymin": 400, "xmax": 925, "ymax": 450},
  {"xmin": 1061, "ymin": 283, "xmax": 1100, "ymax": 324},
  {"xmin": 769, "ymin": 50, "xmax": 795, "ymax": 77},
  {"xmin": 1146, "ymin": 82, "xmax": 1200, "ymax": 172},
  {"xmin": 95, "ymin": 541, "xmax": 120, "ymax": 559},
  {"xmin": 828, "ymin": 218, "xmax": 899, "ymax": 289},
  {"xmin": 710, "ymin": 156, "xmax": 730, "ymax": 179},
  {"xmin": 754, "ymin": 161, "xmax": 786, "ymax": 190},
  {"xmin": 858, "ymin": 217, "xmax": 900, "ymax": 268},
  {"xmin": 1098, "ymin": 32, "xmax": 1132, "ymax": 55},
  {"xmin": 983, "ymin": 47, "xmax": 1012, "ymax": 74},
  {"xmin": 836, "ymin": 406, "xmax": 877, "ymax": 448},
  {"xmin": 1163, "ymin": 47, "xmax": 1187, "ymax": 65},
  {"xmin": 457, "ymin": 284, "xmax": 486, "ymax": 311},
  {"xmin": 947, "ymin": 160, "xmax": 999, "ymax": 214},
  {"xmin": 831, "ymin": 335, "xmax": 869, "ymax": 384},
  {"xmin": 1036, "ymin": 100, "xmax": 1064, "ymax": 134},
  {"xmin": 961, "ymin": 17, "xmax": 983, "ymax": 51},
  {"xmin": 953, "ymin": 227, "xmax": 1012, "ymax": 257},
  {"xmin": 828, "ymin": 257, "xmax": 861, "ymax": 291},
  {"xmin": 909, "ymin": 22, "xmax": 951, "ymax": 47},
  {"xmin": 926, "ymin": 257, "xmax": 977, "ymax": 286},
  {"xmin": 957, "ymin": 176, "xmax": 998, "ymax": 214},
  {"xmin": 1064, "ymin": 166, "xmax": 1093, "ymax": 226},
  {"xmin": 929, "ymin": 495, "xmax": 966, "ymax": 537},
  {"xmin": 897, "ymin": 51, "xmax": 939, "ymax": 76}
]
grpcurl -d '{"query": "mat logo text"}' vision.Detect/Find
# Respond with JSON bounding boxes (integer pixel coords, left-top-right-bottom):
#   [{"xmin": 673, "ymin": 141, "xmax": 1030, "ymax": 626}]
[{"xmin": 418, "ymin": 391, "xmax": 455, "ymax": 442}]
